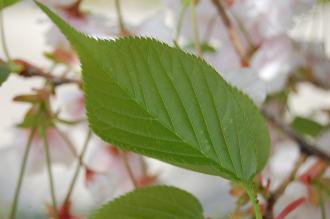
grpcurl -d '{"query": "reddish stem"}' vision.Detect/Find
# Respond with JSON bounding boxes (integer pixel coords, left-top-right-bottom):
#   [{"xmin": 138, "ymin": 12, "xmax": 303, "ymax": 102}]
[
  {"xmin": 299, "ymin": 160, "xmax": 328, "ymax": 184},
  {"xmin": 274, "ymin": 197, "xmax": 306, "ymax": 219}
]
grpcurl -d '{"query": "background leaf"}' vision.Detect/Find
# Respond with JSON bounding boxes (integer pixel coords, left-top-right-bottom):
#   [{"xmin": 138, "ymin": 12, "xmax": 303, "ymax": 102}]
[
  {"xmin": 37, "ymin": 1, "xmax": 270, "ymax": 182},
  {"xmin": 0, "ymin": 0, "xmax": 21, "ymax": 10},
  {"xmin": 0, "ymin": 63, "xmax": 10, "ymax": 86},
  {"xmin": 90, "ymin": 186, "xmax": 204, "ymax": 219},
  {"xmin": 291, "ymin": 116, "xmax": 326, "ymax": 138}
]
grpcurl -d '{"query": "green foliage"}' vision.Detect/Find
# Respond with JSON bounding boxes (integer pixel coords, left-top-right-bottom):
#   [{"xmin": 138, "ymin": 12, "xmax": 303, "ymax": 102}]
[
  {"xmin": 0, "ymin": 0, "xmax": 21, "ymax": 10},
  {"xmin": 291, "ymin": 116, "xmax": 326, "ymax": 138},
  {"xmin": 36, "ymin": 1, "xmax": 270, "ymax": 182},
  {"xmin": 17, "ymin": 104, "xmax": 53, "ymax": 129},
  {"xmin": 90, "ymin": 186, "xmax": 204, "ymax": 219},
  {"xmin": 182, "ymin": 0, "xmax": 191, "ymax": 6},
  {"xmin": 319, "ymin": 0, "xmax": 330, "ymax": 4},
  {"xmin": 0, "ymin": 63, "xmax": 10, "ymax": 86}
]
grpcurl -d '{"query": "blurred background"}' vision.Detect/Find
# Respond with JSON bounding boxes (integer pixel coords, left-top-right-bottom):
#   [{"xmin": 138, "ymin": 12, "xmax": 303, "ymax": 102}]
[{"xmin": 0, "ymin": 0, "xmax": 330, "ymax": 218}]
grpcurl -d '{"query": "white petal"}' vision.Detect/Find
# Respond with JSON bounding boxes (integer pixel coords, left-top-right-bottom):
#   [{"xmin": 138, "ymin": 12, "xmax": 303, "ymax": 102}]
[
  {"xmin": 252, "ymin": 35, "xmax": 300, "ymax": 93},
  {"xmin": 220, "ymin": 68, "xmax": 267, "ymax": 106}
]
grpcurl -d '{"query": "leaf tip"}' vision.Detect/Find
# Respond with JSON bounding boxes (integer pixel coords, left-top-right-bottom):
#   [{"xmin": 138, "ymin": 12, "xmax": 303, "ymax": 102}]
[{"xmin": 34, "ymin": 0, "xmax": 88, "ymax": 50}]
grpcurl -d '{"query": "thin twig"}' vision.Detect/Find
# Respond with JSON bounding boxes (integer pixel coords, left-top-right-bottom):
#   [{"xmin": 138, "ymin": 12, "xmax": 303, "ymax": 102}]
[
  {"xmin": 115, "ymin": 0, "xmax": 129, "ymax": 36},
  {"xmin": 55, "ymin": 127, "xmax": 79, "ymax": 158},
  {"xmin": 202, "ymin": 14, "xmax": 217, "ymax": 42},
  {"xmin": 8, "ymin": 128, "xmax": 36, "ymax": 219},
  {"xmin": 211, "ymin": 0, "xmax": 249, "ymax": 66},
  {"xmin": 0, "ymin": 0, "xmax": 11, "ymax": 61},
  {"xmin": 274, "ymin": 155, "xmax": 307, "ymax": 199},
  {"xmin": 274, "ymin": 197, "xmax": 306, "ymax": 219},
  {"xmin": 263, "ymin": 109, "xmax": 330, "ymax": 162},
  {"xmin": 174, "ymin": 1, "xmax": 189, "ymax": 47},
  {"xmin": 229, "ymin": 11, "xmax": 257, "ymax": 57},
  {"xmin": 55, "ymin": 127, "xmax": 92, "ymax": 169},
  {"xmin": 264, "ymin": 154, "xmax": 307, "ymax": 219},
  {"xmin": 14, "ymin": 59, "xmax": 82, "ymax": 87},
  {"xmin": 27, "ymin": 69, "xmax": 81, "ymax": 87}
]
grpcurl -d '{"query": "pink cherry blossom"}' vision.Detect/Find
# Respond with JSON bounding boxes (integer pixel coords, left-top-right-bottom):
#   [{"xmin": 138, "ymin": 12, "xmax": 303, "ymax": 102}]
[
  {"xmin": 129, "ymin": 11, "xmax": 173, "ymax": 43},
  {"xmin": 312, "ymin": 58, "xmax": 330, "ymax": 88},
  {"xmin": 251, "ymin": 35, "xmax": 300, "ymax": 93},
  {"xmin": 220, "ymin": 68, "xmax": 267, "ymax": 106},
  {"xmin": 15, "ymin": 127, "xmax": 75, "ymax": 174},
  {"xmin": 42, "ymin": 1, "xmax": 111, "ymax": 52},
  {"xmin": 230, "ymin": 0, "xmax": 316, "ymax": 41},
  {"xmin": 161, "ymin": 1, "xmax": 305, "ymax": 95},
  {"xmin": 56, "ymin": 85, "xmax": 85, "ymax": 121},
  {"xmin": 300, "ymin": 42, "xmax": 330, "ymax": 88},
  {"xmin": 45, "ymin": 12, "xmax": 110, "ymax": 49},
  {"xmin": 205, "ymin": 42, "xmax": 241, "ymax": 72},
  {"xmin": 85, "ymin": 142, "xmax": 156, "ymax": 203}
]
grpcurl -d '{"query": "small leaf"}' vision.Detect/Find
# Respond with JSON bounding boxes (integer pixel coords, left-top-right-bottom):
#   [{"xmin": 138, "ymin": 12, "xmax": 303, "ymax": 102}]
[
  {"xmin": 220, "ymin": 68, "xmax": 267, "ymax": 106},
  {"xmin": 17, "ymin": 104, "xmax": 54, "ymax": 128},
  {"xmin": 0, "ymin": 0, "xmax": 21, "ymax": 10},
  {"xmin": 90, "ymin": 186, "xmax": 204, "ymax": 219},
  {"xmin": 314, "ymin": 178, "xmax": 330, "ymax": 197},
  {"xmin": 319, "ymin": 0, "xmax": 330, "ymax": 4},
  {"xmin": 291, "ymin": 116, "xmax": 325, "ymax": 138},
  {"xmin": 36, "ymin": 2, "xmax": 270, "ymax": 182},
  {"xmin": 274, "ymin": 197, "xmax": 306, "ymax": 219},
  {"xmin": 0, "ymin": 63, "xmax": 10, "ymax": 86}
]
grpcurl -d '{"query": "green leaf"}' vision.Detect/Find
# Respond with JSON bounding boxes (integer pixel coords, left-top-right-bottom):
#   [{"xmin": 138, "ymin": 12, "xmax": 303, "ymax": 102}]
[
  {"xmin": 17, "ymin": 104, "xmax": 54, "ymax": 129},
  {"xmin": 319, "ymin": 0, "xmax": 330, "ymax": 4},
  {"xmin": 291, "ymin": 116, "xmax": 325, "ymax": 138},
  {"xmin": 36, "ymin": 1, "xmax": 270, "ymax": 182},
  {"xmin": 0, "ymin": 0, "xmax": 21, "ymax": 10},
  {"xmin": 90, "ymin": 186, "xmax": 204, "ymax": 219},
  {"xmin": 0, "ymin": 63, "xmax": 10, "ymax": 86},
  {"xmin": 314, "ymin": 178, "xmax": 330, "ymax": 197}
]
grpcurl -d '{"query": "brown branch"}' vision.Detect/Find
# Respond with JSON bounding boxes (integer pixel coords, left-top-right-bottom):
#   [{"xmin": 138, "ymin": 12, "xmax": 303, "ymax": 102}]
[
  {"xmin": 273, "ymin": 155, "xmax": 307, "ymax": 198},
  {"xmin": 263, "ymin": 109, "xmax": 330, "ymax": 162},
  {"xmin": 264, "ymin": 155, "xmax": 307, "ymax": 219},
  {"xmin": 14, "ymin": 59, "xmax": 82, "ymax": 87},
  {"xmin": 211, "ymin": 0, "xmax": 249, "ymax": 66}
]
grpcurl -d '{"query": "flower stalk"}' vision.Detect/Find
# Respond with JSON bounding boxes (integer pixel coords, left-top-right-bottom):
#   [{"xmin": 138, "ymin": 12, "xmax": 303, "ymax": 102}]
[
  {"xmin": 63, "ymin": 129, "xmax": 92, "ymax": 205},
  {"xmin": 8, "ymin": 128, "xmax": 36, "ymax": 219},
  {"xmin": 40, "ymin": 127, "xmax": 59, "ymax": 219},
  {"xmin": 0, "ymin": 0, "xmax": 11, "ymax": 61}
]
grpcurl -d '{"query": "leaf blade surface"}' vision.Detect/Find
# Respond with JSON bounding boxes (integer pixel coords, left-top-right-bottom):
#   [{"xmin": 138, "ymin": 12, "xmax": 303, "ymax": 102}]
[
  {"xmin": 90, "ymin": 186, "xmax": 204, "ymax": 219},
  {"xmin": 36, "ymin": 1, "xmax": 270, "ymax": 181}
]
